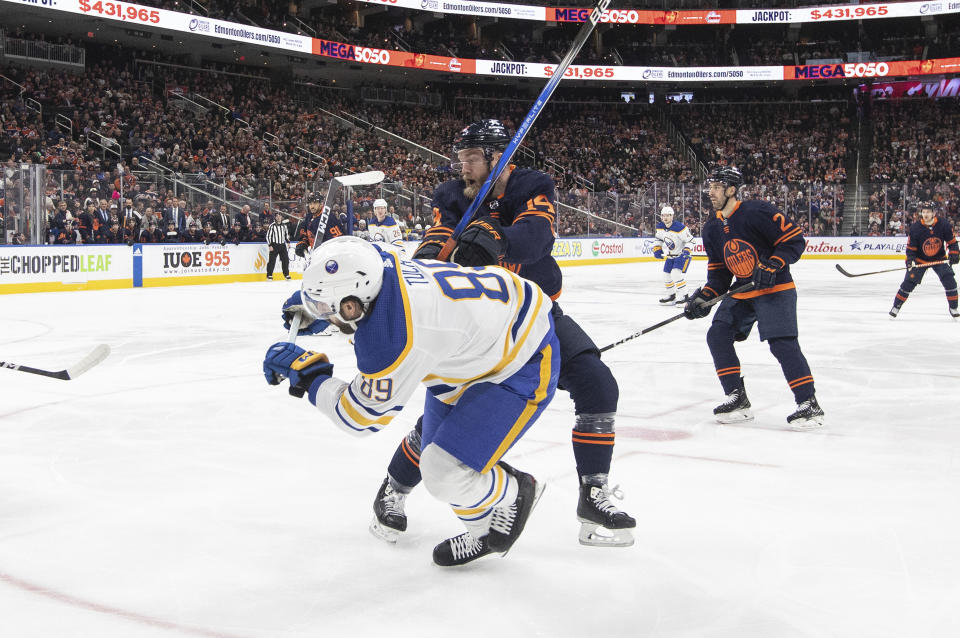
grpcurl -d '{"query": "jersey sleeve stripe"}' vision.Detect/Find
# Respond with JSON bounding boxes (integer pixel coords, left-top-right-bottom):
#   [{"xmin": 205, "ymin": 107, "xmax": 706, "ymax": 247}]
[
  {"xmin": 515, "ymin": 211, "xmax": 556, "ymax": 224},
  {"xmin": 774, "ymin": 227, "xmax": 803, "ymax": 246},
  {"xmin": 336, "ymin": 392, "xmax": 394, "ymax": 429},
  {"xmin": 346, "ymin": 385, "xmax": 403, "ymax": 417}
]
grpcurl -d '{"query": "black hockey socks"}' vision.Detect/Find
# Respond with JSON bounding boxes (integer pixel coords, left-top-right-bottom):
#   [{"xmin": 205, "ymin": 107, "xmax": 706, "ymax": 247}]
[
  {"xmin": 707, "ymin": 323, "xmax": 743, "ymax": 395},
  {"xmin": 893, "ymin": 287, "xmax": 910, "ymax": 309},
  {"xmin": 947, "ymin": 287, "xmax": 958, "ymax": 310},
  {"xmin": 572, "ymin": 413, "xmax": 615, "ymax": 479},
  {"xmin": 386, "ymin": 418, "xmax": 423, "ymax": 490},
  {"xmin": 768, "ymin": 337, "xmax": 815, "ymax": 402}
]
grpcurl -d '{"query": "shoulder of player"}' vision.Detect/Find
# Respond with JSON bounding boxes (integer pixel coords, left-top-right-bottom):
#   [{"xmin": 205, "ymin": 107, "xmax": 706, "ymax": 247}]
[
  {"xmin": 353, "ymin": 253, "xmax": 411, "ymax": 376},
  {"xmin": 507, "ymin": 168, "xmax": 555, "ymax": 198}
]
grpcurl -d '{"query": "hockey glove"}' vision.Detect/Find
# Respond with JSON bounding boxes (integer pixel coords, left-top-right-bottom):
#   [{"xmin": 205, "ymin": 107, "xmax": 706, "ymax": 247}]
[
  {"xmin": 263, "ymin": 342, "xmax": 334, "ymax": 398},
  {"xmin": 281, "ymin": 291, "xmax": 331, "ymax": 336},
  {"xmin": 905, "ymin": 259, "xmax": 916, "ymax": 270},
  {"xmin": 412, "ymin": 238, "xmax": 446, "ymax": 260},
  {"xmin": 950, "ymin": 252, "xmax": 959, "ymax": 266},
  {"xmin": 683, "ymin": 287, "xmax": 717, "ymax": 320},
  {"xmin": 752, "ymin": 258, "xmax": 781, "ymax": 290},
  {"xmin": 653, "ymin": 247, "xmax": 664, "ymax": 260},
  {"xmin": 294, "ymin": 242, "xmax": 308, "ymax": 258},
  {"xmin": 453, "ymin": 216, "xmax": 506, "ymax": 267},
  {"xmin": 679, "ymin": 250, "xmax": 692, "ymax": 271}
]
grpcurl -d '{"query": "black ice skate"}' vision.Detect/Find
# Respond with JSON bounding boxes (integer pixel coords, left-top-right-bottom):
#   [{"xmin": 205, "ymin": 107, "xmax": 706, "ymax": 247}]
[
  {"xmin": 786, "ymin": 395, "xmax": 825, "ymax": 430},
  {"xmin": 674, "ymin": 293, "xmax": 689, "ymax": 306},
  {"xmin": 576, "ymin": 482, "xmax": 636, "ymax": 547},
  {"xmin": 713, "ymin": 377, "xmax": 754, "ymax": 423},
  {"xmin": 659, "ymin": 293, "xmax": 677, "ymax": 305},
  {"xmin": 950, "ymin": 307, "xmax": 959, "ymax": 319},
  {"xmin": 369, "ymin": 478, "xmax": 408, "ymax": 544},
  {"xmin": 432, "ymin": 532, "xmax": 493, "ymax": 567},
  {"xmin": 487, "ymin": 462, "xmax": 545, "ymax": 555},
  {"xmin": 889, "ymin": 306, "xmax": 900, "ymax": 318}
]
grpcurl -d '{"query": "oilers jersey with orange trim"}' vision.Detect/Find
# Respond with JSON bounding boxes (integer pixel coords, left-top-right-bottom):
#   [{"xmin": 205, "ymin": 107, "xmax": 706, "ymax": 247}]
[
  {"xmin": 701, "ymin": 199, "xmax": 806, "ymax": 299},
  {"xmin": 905, "ymin": 217, "xmax": 958, "ymax": 263},
  {"xmin": 297, "ymin": 211, "xmax": 347, "ymax": 249},
  {"xmin": 425, "ymin": 169, "xmax": 561, "ymax": 299}
]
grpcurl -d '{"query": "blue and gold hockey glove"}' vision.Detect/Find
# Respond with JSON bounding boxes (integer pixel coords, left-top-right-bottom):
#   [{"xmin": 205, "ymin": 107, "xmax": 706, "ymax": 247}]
[
  {"xmin": 281, "ymin": 291, "xmax": 331, "ymax": 335},
  {"xmin": 653, "ymin": 247, "xmax": 664, "ymax": 259},
  {"xmin": 453, "ymin": 216, "xmax": 506, "ymax": 267},
  {"xmin": 683, "ymin": 287, "xmax": 717, "ymax": 320},
  {"xmin": 263, "ymin": 342, "xmax": 334, "ymax": 398},
  {"xmin": 752, "ymin": 258, "xmax": 781, "ymax": 290}
]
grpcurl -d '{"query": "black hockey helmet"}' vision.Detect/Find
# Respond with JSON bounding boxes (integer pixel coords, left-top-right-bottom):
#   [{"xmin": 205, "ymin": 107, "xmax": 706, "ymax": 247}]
[
  {"xmin": 706, "ymin": 165, "xmax": 744, "ymax": 189},
  {"xmin": 917, "ymin": 200, "xmax": 937, "ymax": 211},
  {"xmin": 452, "ymin": 119, "xmax": 511, "ymax": 157}
]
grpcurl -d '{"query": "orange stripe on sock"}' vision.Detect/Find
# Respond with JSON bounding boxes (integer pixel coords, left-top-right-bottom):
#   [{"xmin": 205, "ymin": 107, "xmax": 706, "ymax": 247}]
[
  {"xmin": 401, "ymin": 439, "xmax": 420, "ymax": 467},
  {"xmin": 572, "ymin": 431, "xmax": 615, "ymax": 438},
  {"xmin": 716, "ymin": 366, "xmax": 740, "ymax": 377},
  {"xmin": 788, "ymin": 376, "xmax": 814, "ymax": 389},
  {"xmin": 572, "ymin": 437, "xmax": 616, "ymax": 446}
]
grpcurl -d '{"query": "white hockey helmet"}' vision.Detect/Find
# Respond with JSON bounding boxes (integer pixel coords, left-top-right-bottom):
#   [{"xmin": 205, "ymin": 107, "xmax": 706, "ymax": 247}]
[
  {"xmin": 301, "ymin": 236, "xmax": 384, "ymax": 329},
  {"xmin": 660, "ymin": 205, "xmax": 675, "ymax": 222},
  {"xmin": 373, "ymin": 198, "xmax": 388, "ymax": 211}
]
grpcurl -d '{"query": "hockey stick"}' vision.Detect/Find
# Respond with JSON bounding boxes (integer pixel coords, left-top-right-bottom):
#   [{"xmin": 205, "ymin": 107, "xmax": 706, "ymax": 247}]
[
  {"xmin": 1, "ymin": 343, "xmax": 111, "ymax": 380},
  {"xmin": 435, "ymin": 0, "xmax": 612, "ymax": 261},
  {"xmin": 835, "ymin": 259, "xmax": 949, "ymax": 278},
  {"xmin": 308, "ymin": 171, "xmax": 386, "ymax": 260},
  {"xmin": 599, "ymin": 283, "xmax": 755, "ymax": 353}
]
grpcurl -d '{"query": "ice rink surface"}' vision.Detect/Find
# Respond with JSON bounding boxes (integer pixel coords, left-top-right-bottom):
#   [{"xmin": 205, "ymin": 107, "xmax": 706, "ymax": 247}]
[{"xmin": 1, "ymin": 258, "xmax": 959, "ymax": 638}]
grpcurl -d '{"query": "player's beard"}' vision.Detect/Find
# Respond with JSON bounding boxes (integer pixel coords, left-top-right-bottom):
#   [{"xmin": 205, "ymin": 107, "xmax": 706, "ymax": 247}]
[{"xmin": 463, "ymin": 178, "xmax": 481, "ymax": 200}]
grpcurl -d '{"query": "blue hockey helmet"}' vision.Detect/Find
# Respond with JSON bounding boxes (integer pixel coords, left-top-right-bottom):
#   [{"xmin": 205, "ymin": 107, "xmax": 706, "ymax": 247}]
[
  {"xmin": 706, "ymin": 165, "xmax": 744, "ymax": 189},
  {"xmin": 453, "ymin": 119, "xmax": 511, "ymax": 158}
]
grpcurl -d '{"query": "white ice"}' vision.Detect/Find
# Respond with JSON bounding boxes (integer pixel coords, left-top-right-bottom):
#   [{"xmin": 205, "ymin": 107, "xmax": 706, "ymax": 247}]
[{"xmin": 1, "ymin": 259, "xmax": 959, "ymax": 638}]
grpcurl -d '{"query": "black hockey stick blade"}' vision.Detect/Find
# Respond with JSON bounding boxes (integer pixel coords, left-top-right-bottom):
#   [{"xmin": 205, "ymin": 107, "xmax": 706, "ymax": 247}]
[
  {"xmin": 599, "ymin": 283, "xmax": 755, "ymax": 353},
  {"xmin": 1, "ymin": 344, "xmax": 111, "ymax": 380}
]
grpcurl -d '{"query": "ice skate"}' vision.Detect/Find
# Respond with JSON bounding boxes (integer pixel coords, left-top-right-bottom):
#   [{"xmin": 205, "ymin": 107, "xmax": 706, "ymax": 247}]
[
  {"xmin": 787, "ymin": 395, "xmax": 825, "ymax": 430},
  {"xmin": 889, "ymin": 306, "xmax": 900, "ymax": 318},
  {"xmin": 369, "ymin": 478, "xmax": 408, "ymax": 544},
  {"xmin": 714, "ymin": 378, "xmax": 753, "ymax": 423},
  {"xmin": 950, "ymin": 307, "xmax": 959, "ymax": 319},
  {"xmin": 487, "ymin": 462, "xmax": 545, "ymax": 555},
  {"xmin": 659, "ymin": 293, "xmax": 676, "ymax": 305},
  {"xmin": 432, "ymin": 532, "xmax": 493, "ymax": 567},
  {"xmin": 576, "ymin": 482, "xmax": 636, "ymax": 547},
  {"xmin": 674, "ymin": 293, "xmax": 689, "ymax": 306}
]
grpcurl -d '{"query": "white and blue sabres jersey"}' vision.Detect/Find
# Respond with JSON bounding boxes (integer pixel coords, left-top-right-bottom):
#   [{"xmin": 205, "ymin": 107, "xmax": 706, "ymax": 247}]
[
  {"xmin": 368, "ymin": 216, "xmax": 404, "ymax": 248},
  {"xmin": 654, "ymin": 220, "xmax": 694, "ymax": 257},
  {"xmin": 310, "ymin": 249, "xmax": 553, "ymax": 436}
]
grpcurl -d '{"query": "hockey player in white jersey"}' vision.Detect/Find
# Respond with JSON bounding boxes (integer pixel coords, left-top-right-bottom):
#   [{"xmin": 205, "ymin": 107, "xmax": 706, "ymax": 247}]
[
  {"xmin": 263, "ymin": 236, "xmax": 560, "ymax": 566},
  {"xmin": 653, "ymin": 205, "xmax": 694, "ymax": 304},
  {"xmin": 368, "ymin": 198, "xmax": 404, "ymax": 249}
]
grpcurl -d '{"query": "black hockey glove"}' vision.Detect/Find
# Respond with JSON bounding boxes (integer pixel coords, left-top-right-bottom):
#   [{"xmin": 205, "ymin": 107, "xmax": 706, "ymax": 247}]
[
  {"xmin": 453, "ymin": 216, "xmax": 506, "ymax": 267},
  {"xmin": 950, "ymin": 252, "xmax": 959, "ymax": 266},
  {"xmin": 413, "ymin": 238, "xmax": 446, "ymax": 260},
  {"xmin": 905, "ymin": 259, "xmax": 916, "ymax": 270},
  {"xmin": 752, "ymin": 258, "xmax": 781, "ymax": 290},
  {"xmin": 295, "ymin": 242, "xmax": 308, "ymax": 258},
  {"xmin": 683, "ymin": 287, "xmax": 717, "ymax": 320}
]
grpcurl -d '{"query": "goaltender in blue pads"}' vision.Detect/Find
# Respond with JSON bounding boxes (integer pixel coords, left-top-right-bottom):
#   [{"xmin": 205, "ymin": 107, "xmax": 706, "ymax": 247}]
[{"xmin": 263, "ymin": 236, "xmax": 559, "ymax": 566}]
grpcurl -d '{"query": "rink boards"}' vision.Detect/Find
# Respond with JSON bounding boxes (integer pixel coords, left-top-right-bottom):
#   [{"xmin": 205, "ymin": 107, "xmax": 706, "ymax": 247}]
[{"xmin": 0, "ymin": 236, "xmax": 938, "ymax": 294}]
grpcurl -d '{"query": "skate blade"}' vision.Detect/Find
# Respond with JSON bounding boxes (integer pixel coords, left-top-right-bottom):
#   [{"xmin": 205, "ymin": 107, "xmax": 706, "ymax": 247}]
[
  {"xmin": 577, "ymin": 522, "xmax": 635, "ymax": 548},
  {"xmin": 499, "ymin": 481, "xmax": 546, "ymax": 559},
  {"xmin": 369, "ymin": 518, "xmax": 401, "ymax": 544},
  {"xmin": 788, "ymin": 416, "xmax": 824, "ymax": 431},
  {"xmin": 715, "ymin": 410, "xmax": 754, "ymax": 424}
]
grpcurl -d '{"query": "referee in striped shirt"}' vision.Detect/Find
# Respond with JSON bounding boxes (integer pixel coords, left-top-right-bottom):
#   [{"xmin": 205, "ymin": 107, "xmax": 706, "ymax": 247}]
[{"xmin": 266, "ymin": 214, "xmax": 291, "ymax": 280}]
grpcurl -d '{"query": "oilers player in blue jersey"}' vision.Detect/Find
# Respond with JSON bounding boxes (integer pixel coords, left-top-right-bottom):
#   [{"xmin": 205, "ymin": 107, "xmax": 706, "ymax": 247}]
[
  {"xmin": 294, "ymin": 193, "xmax": 347, "ymax": 259},
  {"xmin": 367, "ymin": 119, "xmax": 636, "ymax": 548},
  {"xmin": 889, "ymin": 201, "xmax": 959, "ymax": 319},
  {"xmin": 684, "ymin": 166, "xmax": 825, "ymax": 430}
]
